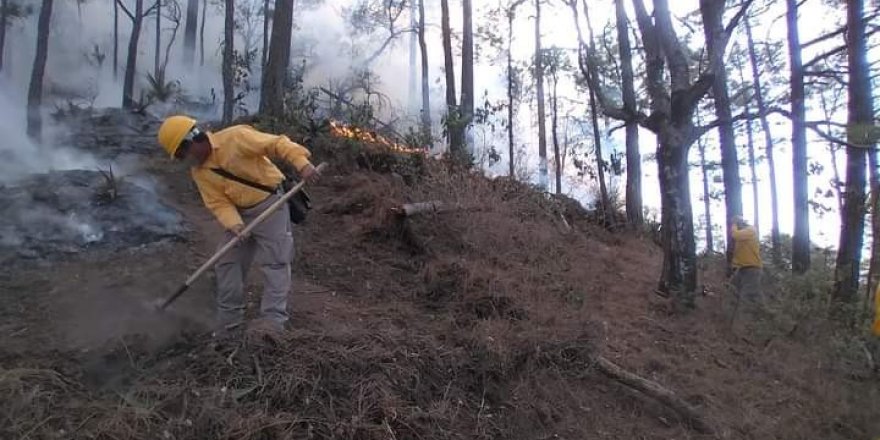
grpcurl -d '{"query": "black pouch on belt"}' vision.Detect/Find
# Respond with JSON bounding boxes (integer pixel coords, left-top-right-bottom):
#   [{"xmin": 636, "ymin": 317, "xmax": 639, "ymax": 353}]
[{"xmin": 211, "ymin": 168, "xmax": 312, "ymax": 224}]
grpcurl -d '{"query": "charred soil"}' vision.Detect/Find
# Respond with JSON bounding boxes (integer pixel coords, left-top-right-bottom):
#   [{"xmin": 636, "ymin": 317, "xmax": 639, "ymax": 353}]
[{"xmin": 1, "ymin": 116, "xmax": 878, "ymax": 440}]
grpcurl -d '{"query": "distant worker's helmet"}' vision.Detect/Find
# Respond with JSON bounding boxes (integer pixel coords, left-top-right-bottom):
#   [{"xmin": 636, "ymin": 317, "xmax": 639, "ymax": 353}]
[{"xmin": 157, "ymin": 115, "xmax": 197, "ymax": 157}]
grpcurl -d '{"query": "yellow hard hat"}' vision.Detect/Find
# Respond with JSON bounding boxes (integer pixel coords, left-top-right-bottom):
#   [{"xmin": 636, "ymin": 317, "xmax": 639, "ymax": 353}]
[{"xmin": 157, "ymin": 115, "xmax": 197, "ymax": 157}]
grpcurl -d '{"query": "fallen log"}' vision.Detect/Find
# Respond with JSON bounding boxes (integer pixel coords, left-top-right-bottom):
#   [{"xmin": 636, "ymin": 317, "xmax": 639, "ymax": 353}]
[
  {"xmin": 394, "ymin": 201, "xmax": 446, "ymax": 217},
  {"xmin": 594, "ymin": 356, "xmax": 714, "ymax": 434}
]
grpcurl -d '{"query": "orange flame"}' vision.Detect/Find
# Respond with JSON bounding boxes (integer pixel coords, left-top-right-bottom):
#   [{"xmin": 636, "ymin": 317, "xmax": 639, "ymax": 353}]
[{"xmin": 328, "ymin": 120, "xmax": 425, "ymax": 154}]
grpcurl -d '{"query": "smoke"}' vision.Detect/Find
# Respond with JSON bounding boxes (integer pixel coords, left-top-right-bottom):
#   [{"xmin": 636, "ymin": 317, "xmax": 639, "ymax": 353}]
[{"xmin": 0, "ymin": 88, "xmax": 98, "ymax": 183}]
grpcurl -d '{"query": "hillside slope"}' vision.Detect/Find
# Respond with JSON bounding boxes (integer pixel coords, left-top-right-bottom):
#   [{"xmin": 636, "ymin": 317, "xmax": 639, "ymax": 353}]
[{"xmin": 1, "ymin": 112, "xmax": 877, "ymax": 440}]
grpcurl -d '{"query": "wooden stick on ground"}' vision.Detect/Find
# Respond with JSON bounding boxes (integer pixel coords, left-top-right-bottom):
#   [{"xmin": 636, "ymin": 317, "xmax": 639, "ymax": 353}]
[
  {"xmin": 594, "ymin": 355, "xmax": 714, "ymax": 434},
  {"xmin": 394, "ymin": 200, "xmax": 445, "ymax": 217}
]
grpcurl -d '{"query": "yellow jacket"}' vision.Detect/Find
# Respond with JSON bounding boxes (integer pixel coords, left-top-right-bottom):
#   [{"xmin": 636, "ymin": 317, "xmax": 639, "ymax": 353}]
[
  {"xmin": 191, "ymin": 125, "xmax": 312, "ymax": 229},
  {"xmin": 873, "ymin": 283, "xmax": 880, "ymax": 336},
  {"xmin": 731, "ymin": 224, "xmax": 762, "ymax": 268}
]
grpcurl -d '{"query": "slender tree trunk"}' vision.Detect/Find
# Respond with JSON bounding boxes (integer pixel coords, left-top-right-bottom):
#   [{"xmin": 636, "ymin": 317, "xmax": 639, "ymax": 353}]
[
  {"xmin": 698, "ymin": 136, "xmax": 714, "ymax": 253},
  {"xmin": 833, "ymin": 0, "xmax": 873, "ymax": 305},
  {"xmin": 534, "ymin": 0, "xmax": 548, "ymax": 189},
  {"xmin": 440, "ymin": 0, "xmax": 462, "ymax": 156},
  {"xmin": 114, "ymin": 0, "xmax": 119, "ymax": 79},
  {"xmin": 222, "ymin": 0, "xmax": 234, "ymax": 123},
  {"xmin": 123, "ymin": 0, "xmax": 145, "ymax": 109},
  {"xmin": 589, "ymin": 84, "xmax": 611, "ymax": 224},
  {"xmin": 408, "ymin": 0, "xmax": 417, "ymax": 113},
  {"xmin": 744, "ymin": 109, "xmax": 760, "ymax": 237},
  {"xmin": 736, "ymin": 55, "xmax": 760, "ymax": 235},
  {"xmin": 260, "ymin": 0, "xmax": 294, "ymax": 118},
  {"xmin": 261, "ymin": 0, "xmax": 269, "ymax": 68},
  {"xmin": 581, "ymin": 0, "xmax": 611, "ymax": 223},
  {"xmin": 551, "ymin": 71, "xmax": 561, "ymax": 194},
  {"xmin": 615, "ymin": 0, "xmax": 641, "ymax": 226},
  {"xmin": 155, "ymin": 0, "xmax": 161, "ymax": 76},
  {"xmin": 200, "ymin": 0, "xmax": 206, "ymax": 66},
  {"xmin": 701, "ymin": 1, "xmax": 742, "ymax": 262},
  {"xmin": 417, "ymin": 0, "xmax": 431, "ymax": 134},
  {"xmin": 745, "ymin": 18, "xmax": 780, "ymax": 263},
  {"xmin": 184, "ymin": 0, "xmax": 198, "ymax": 66},
  {"xmin": 460, "ymin": 0, "xmax": 474, "ymax": 153},
  {"xmin": 0, "ymin": 0, "xmax": 8, "ymax": 72},
  {"xmin": 786, "ymin": 0, "xmax": 811, "ymax": 273},
  {"xmin": 27, "ymin": 0, "xmax": 53, "ymax": 141},
  {"xmin": 506, "ymin": 7, "xmax": 516, "ymax": 177}
]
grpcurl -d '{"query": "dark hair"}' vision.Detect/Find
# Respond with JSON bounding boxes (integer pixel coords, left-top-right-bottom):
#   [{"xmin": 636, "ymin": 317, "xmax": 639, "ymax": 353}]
[{"xmin": 193, "ymin": 131, "xmax": 209, "ymax": 143}]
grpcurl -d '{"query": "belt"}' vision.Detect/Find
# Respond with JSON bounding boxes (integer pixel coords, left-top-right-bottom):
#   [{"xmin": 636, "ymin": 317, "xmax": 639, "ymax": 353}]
[{"xmin": 238, "ymin": 190, "xmax": 281, "ymax": 210}]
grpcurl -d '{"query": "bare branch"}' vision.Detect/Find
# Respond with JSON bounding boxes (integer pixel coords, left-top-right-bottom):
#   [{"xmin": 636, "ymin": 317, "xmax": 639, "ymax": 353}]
[
  {"xmin": 568, "ymin": 0, "xmax": 646, "ymax": 124},
  {"xmin": 116, "ymin": 0, "xmax": 134, "ymax": 20},
  {"xmin": 724, "ymin": 0, "xmax": 756, "ymax": 35},
  {"xmin": 144, "ymin": 0, "xmax": 161, "ymax": 17},
  {"xmin": 804, "ymin": 26, "xmax": 880, "ymax": 70},
  {"xmin": 362, "ymin": 26, "xmax": 416, "ymax": 66}
]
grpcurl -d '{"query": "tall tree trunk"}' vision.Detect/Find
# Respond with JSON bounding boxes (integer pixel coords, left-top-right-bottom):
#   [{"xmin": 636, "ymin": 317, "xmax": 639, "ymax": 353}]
[
  {"xmin": 534, "ymin": 0, "xmax": 548, "ymax": 189},
  {"xmin": 440, "ymin": 0, "xmax": 462, "ymax": 156},
  {"xmin": 123, "ymin": 0, "xmax": 145, "ymax": 109},
  {"xmin": 184, "ymin": 0, "xmax": 198, "ymax": 66},
  {"xmin": 408, "ymin": 0, "xmax": 417, "ymax": 113},
  {"xmin": 222, "ymin": 0, "xmax": 234, "ymax": 123},
  {"xmin": 657, "ymin": 133, "xmax": 699, "ymax": 308},
  {"xmin": 701, "ymin": 1, "xmax": 742, "ymax": 262},
  {"xmin": 27, "ymin": 0, "xmax": 53, "ymax": 141},
  {"xmin": 506, "ymin": 6, "xmax": 516, "ymax": 177},
  {"xmin": 786, "ymin": 0, "xmax": 811, "ymax": 273},
  {"xmin": 833, "ymin": 0, "xmax": 873, "ymax": 304},
  {"xmin": 114, "ymin": 0, "xmax": 119, "ymax": 78},
  {"xmin": 698, "ymin": 135, "xmax": 714, "ymax": 253},
  {"xmin": 417, "ymin": 0, "xmax": 431, "ymax": 134},
  {"xmin": 200, "ymin": 0, "xmax": 206, "ymax": 66},
  {"xmin": 744, "ymin": 108, "xmax": 760, "ymax": 237},
  {"xmin": 736, "ymin": 55, "xmax": 760, "ymax": 235},
  {"xmin": 589, "ymin": 85, "xmax": 612, "ymax": 224},
  {"xmin": 745, "ymin": 18, "xmax": 780, "ymax": 263},
  {"xmin": 155, "ymin": 0, "xmax": 161, "ymax": 76},
  {"xmin": 0, "ymin": 0, "xmax": 8, "ymax": 72},
  {"xmin": 261, "ymin": 0, "xmax": 269, "ymax": 68},
  {"xmin": 460, "ymin": 0, "xmax": 474, "ymax": 153},
  {"xmin": 260, "ymin": 0, "xmax": 294, "ymax": 118},
  {"xmin": 583, "ymin": 3, "xmax": 611, "ymax": 224},
  {"xmin": 551, "ymin": 71, "xmax": 561, "ymax": 194},
  {"xmin": 615, "ymin": 0, "xmax": 641, "ymax": 226}
]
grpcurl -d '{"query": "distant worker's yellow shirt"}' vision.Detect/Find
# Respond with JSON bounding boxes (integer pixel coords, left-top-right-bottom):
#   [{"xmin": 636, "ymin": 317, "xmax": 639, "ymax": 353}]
[
  {"xmin": 873, "ymin": 283, "xmax": 880, "ymax": 337},
  {"xmin": 191, "ymin": 125, "xmax": 312, "ymax": 229},
  {"xmin": 731, "ymin": 224, "xmax": 762, "ymax": 268}
]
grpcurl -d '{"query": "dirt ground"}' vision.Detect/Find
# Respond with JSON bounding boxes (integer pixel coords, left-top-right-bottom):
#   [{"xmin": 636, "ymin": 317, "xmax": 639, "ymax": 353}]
[{"xmin": 1, "ymin": 141, "xmax": 878, "ymax": 439}]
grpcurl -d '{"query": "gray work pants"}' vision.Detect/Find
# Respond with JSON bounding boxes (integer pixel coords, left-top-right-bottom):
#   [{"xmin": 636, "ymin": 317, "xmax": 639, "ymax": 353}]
[
  {"xmin": 732, "ymin": 266, "xmax": 763, "ymax": 303},
  {"xmin": 215, "ymin": 194, "xmax": 293, "ymax": 330}
]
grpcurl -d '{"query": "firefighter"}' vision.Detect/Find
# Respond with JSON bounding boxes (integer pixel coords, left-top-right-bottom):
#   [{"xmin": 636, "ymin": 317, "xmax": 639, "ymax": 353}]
[
  {"xmin": 730, "ymin": 215, "xmax": 763, "ymax": 304},
  {"xmin": 157, "ymin": 116, "xmax": 319, "ymax": 335}
]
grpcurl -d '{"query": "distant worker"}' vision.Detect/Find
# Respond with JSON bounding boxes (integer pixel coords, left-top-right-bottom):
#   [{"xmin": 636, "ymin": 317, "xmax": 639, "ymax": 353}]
[
  {"xmin": 157, "ymin": 116, "xmax": 320, "ymax": 336},
  {"xmin": 730, "ymin": 215, "xmax": 763, "ymax": 304},
  {"xmin": 873, "ymin": 283, "xmax": 880, "ymax": 337}
]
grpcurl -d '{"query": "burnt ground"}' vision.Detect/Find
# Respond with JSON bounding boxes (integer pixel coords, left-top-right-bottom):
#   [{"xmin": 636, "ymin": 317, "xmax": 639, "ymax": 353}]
[{"xmin": 1, "ymin": 113, "xmax": 879, "ymax": 440}]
